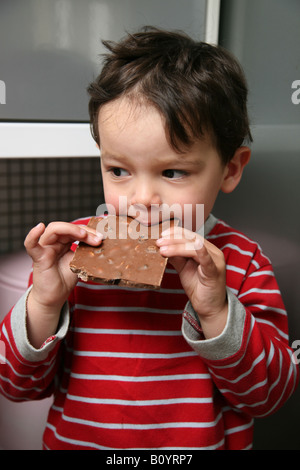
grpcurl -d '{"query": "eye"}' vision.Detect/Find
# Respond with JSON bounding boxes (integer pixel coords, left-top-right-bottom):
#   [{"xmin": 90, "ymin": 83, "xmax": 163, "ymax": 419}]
[
  {"xmin": 110, "ymin": 167, "xmax": 130, "ymax": 177},
  {"xmin": 162, "ymin": 169, "xmax": 187, "ymax": 179}
]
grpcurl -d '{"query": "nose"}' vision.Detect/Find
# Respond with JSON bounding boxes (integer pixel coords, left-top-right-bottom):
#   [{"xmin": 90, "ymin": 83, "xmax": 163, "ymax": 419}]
[{"xmin": 130, "ymin": 177, "xmax": 162, "ymax": 209}]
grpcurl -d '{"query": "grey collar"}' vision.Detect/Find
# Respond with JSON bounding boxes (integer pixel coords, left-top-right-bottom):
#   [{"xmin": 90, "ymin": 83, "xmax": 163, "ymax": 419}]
[{"xmin": 203, "ymin": 213, "xmax": 218, "ymax": 238}]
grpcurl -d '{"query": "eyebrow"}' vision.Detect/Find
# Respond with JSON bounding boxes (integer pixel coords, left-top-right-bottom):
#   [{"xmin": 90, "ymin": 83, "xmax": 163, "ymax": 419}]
[
  {"xmin": 100, "ymin": 152, "xmax": 128, "ymax": 163},
  {"xmin": 101, "ymin": 151, "xmax": 204, "ymax": 169}
]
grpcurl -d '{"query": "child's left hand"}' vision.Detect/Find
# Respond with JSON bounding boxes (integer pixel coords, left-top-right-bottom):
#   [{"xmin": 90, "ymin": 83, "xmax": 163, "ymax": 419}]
[{"xmin": 156, "ymin": 226, "xmax": 228, "ymax": 339}]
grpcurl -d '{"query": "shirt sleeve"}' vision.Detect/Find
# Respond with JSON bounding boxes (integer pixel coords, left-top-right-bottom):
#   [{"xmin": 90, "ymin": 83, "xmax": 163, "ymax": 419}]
[
  {"xmin": 0, "ymin": 287, "xmax": 70, "ymax": 401},
  {"xmin": 182, "ymin": 287, "xmax": 246, "ymax": 360},
  {"xmin": 182, "ymin": 265, "xmax": 299, "ymax": 418}
]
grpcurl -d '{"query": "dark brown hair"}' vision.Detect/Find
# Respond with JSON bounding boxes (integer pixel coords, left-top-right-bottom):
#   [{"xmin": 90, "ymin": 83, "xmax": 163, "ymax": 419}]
[{"xmin": 88, "ymin": 27, "xmax": 252, "ymax": 164}]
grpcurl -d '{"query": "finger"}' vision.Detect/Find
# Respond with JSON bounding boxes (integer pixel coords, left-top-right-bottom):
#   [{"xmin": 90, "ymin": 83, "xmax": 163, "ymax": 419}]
[
  {"xmin": 24, "ymin": 222, "xmax": 46, "ymax": 262},
  {"xmin": 158, "ymin": 241, "xmax": 200, "ymax": 258},
  {"xmin": 39, "ymin": 222, "xmax": 103, "ymax": 247},
  {"xmin": 157, "ymin": 232, "xmax": 204, "ymax": 255},
  {"xmin": 78, "ymin": 224, "xmax": 101, "ymax": 237},
  {"xmin": 160, "ymin": 226, "xmax": 196, "ymax": 241},
  {"xmin": 77, "ymin": 225, "xmax": 105, "ymax": 244},
  {"xmin": 158, "ymin": 237, "xmax": 218, "ymax": 279}
]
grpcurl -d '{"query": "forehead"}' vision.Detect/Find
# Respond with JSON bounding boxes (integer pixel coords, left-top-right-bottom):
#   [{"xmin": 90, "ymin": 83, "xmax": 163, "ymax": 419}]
[
  {"xmin": 98, "ymin": 97, "xmax": 172, "ymax": 159},
  {"xmin": 98, "ymin": 97, "xmax": 164, "ymax": 134},
  {"xmin": 98, "ymin": 96, "xmax": 219, "ymax": 166}
]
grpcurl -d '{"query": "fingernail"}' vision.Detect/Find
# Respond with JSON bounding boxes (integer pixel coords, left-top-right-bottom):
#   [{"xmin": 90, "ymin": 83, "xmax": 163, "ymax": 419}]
[
  {"xmin": 161, "ymin": 229, "xmax": 171, "ymax": 237},
  {"xmin": 93, "ymin": 234, "xmax": 103, "ymax": 242},
  {"xmin": 194, "ymin": 238, "xmax": 203, "ymax": 250},
  {"xmin": 159, "ymin": 246, "xmax": 168, "ymax": 253}
]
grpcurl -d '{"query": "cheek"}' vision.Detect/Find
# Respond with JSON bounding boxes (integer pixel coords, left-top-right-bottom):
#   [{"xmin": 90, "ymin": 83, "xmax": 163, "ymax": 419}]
[
  {"xmin": 165, "ymin": 191, "xmax": 201, "ymax": 232},
  {"xmin": 173, "ymin": 186, "xmax": 215, "ymax": 231},
  {"xmin": 103, "ymin": 187, "xmax": 130, "ymax": 216},
  {"xmin": 102, "ymin": 184, "xmax": 121, "ymax": 212}
]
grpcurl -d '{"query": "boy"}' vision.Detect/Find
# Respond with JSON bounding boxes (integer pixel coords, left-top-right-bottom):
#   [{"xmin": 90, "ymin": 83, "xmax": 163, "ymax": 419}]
[{"xmin": 0, "ymin": 27, "xmax": 298, "ymax": 450}]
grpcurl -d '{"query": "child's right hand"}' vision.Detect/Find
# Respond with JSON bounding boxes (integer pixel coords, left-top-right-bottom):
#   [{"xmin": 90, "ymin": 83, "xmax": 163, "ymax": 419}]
[{"xmin": 24, "ymin": 221, "xmax": 103, "ymax": 348}]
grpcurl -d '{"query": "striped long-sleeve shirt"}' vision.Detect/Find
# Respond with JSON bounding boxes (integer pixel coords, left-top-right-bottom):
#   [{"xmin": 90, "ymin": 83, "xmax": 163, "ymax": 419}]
[{"xmin": 0, "ymin": 214, "xmax": 298, "ymax": 450}]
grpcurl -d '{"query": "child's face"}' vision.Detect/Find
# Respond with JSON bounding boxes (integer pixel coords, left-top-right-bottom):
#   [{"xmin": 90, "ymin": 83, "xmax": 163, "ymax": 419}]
[{"xmin": 98, "ymin": 98, "xmax": 228, "ymax": 232}]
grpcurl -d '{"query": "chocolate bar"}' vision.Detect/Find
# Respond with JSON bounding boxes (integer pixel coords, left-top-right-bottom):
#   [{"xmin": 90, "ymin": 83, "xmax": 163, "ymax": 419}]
[{"xmin": 70, "ymin": 215, "xmax": 178, "ymax": 289}]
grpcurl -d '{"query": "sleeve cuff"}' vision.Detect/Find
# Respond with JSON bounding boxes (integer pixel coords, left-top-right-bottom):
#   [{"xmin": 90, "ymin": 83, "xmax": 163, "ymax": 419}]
[
  {"xmin": 10, "ymin": 286, "xmax": 70, "ymax": 362},
  {"xmin": 182, "ymin": 287, "xmax": 246, "ymax": 361}
]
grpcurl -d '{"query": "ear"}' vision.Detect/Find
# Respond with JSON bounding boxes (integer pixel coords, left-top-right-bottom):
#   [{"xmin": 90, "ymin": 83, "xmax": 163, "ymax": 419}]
[{"xmin": 221, "ymin": 146, "xmax": 251, "ymax": 194}]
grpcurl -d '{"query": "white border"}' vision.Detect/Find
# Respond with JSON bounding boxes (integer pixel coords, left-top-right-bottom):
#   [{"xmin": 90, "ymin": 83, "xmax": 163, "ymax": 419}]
[
  {"xmin": 0, "ymin": 122, "xmax": 99, "ymax": 158},
  {"xmin": 205, "ymin": 0, "xmax": 221, "ymax": 44}
]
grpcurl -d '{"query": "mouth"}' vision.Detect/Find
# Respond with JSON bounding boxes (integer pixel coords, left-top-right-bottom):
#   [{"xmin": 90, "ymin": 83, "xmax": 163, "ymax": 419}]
[
  {"xmin": 135, "ymin": 218, "xmax": 159, "ymax": 227},
  {"xmin": 126, "ymin": 209, "xmax": 158, "ymax": 227},
  {"xmin": 133, "ymin": 214, "xmax": 177, "ymax": 227},
  {"xmin": 106, "ymin": 201, "xmax": 183, "ymax": 229}
]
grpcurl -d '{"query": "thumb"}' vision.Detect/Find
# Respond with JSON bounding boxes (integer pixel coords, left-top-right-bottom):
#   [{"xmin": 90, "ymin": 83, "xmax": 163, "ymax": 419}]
[{"xmin": 194, "ymin": 240, "xmax": 218, "ymax": 281}]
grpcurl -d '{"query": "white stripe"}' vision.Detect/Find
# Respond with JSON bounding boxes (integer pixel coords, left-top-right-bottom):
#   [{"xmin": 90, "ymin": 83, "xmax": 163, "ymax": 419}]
[
  {"xmin": 0, "ymin": 351, "xmax": 57, "ymax": 384},
  {"xmin": 70, "ymin": 372, "xmax": 210, "ymax": 382},
  {"xmin": 0, "ymin": 383, "xmax": 32, "ymax": 401},
  {"xmin": 207, "ymin": 230, "xmax": 256, "ymax": 245},
  {"xmin": 257, "ymin": 349, "xmax": 299, "ymax": 417},
  {"xmin": 255, "ymin": 318, "xmax": 289, "ymax": 341},
  {"xmin": 70, "ymin": 327, "xmax": 182, "ymax": 336},
  {"xmin": 211, "ymin": 350, "xmax": 266, "ymax": 385},
  {"xmin": 251, "ymin": 259, "xmax": 261, "ymax": 269},
  {"xmin": 226, "ymin": 265, "xmax": 246, "ymax": 275},
  {"xmin": 209, "ymin": 227, "xmax": 270, "ymax": 264},
  {"xmin": 220, "ymin": 377, "xmax": 268, "ymax": 397},
  {"xmin": 71, "ymin": 349, "xmax": 197, "ymax": 359},
  {"xmin": 224, "ymin": 419, "xmax": 254, "ymax": 436},
  {"xmin": 248, "ymin": 270, "xmax": 274, "ymax": 278},
  {"xmin": 66, "ymin": 394, "xmax": 213, "ymax": 406},
  {"xmin": 207, "ymin": 228, "xmax": 257, "ymax": 245},
  {"xmin": 233, "ymin": 350, "xmax": 284, "ymax": 410},
  {"xmin": 238, "ymin": 288, "xmax": 281, "ymax": 299},
  {"xmin": 0, "ymin": 372, "xmax": 44, "ymax": 394},
  {"xmin": 266, "ymin": 341, "xmax": 275, "ymax": 367},
  {"xmin": 219, "ymin": 243, "xmax": 254, "ymax": 257},
  {"xmin": 249, "ymin": 304, "xmax": 287, "ymax": 315},
  {"xmin": 46, "ymin": 423, "xmax": 109, "ymax": 450},
  {"xmin": 227, "ymin": 286, "xmax": 239, "ymax": 296},
  {"xmin": 46, "ymin": 422, "xmax": 224, "ymax": 450},
  {"xmin": 230, "ymin": 348, "xmax": 297, "ymax": 414},
  {"xmin": 74, "ymin": 304, "xmax": 182, "ymax": 314},
  {"xmin": 61, "ymin": 411, "xmax": 219, "ymax": 430}
]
